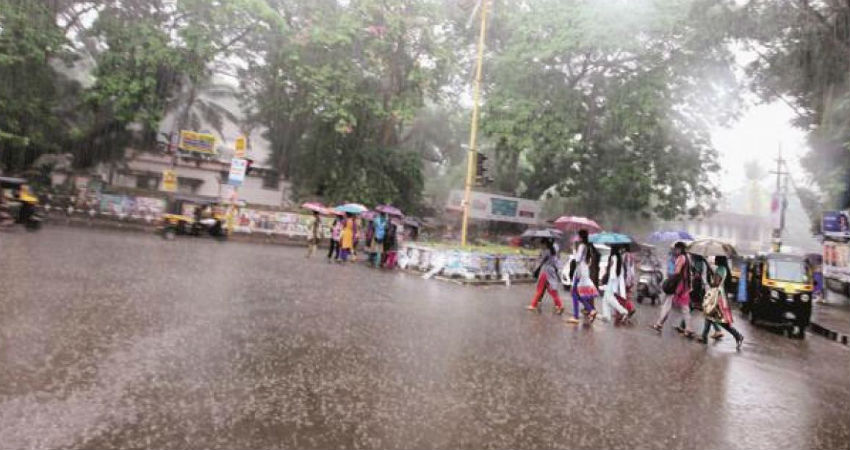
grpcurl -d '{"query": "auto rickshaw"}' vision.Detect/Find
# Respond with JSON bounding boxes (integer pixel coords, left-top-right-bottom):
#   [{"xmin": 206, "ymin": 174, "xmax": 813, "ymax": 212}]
[
  {"xmin": 747, "ymin": 253, "xmax": 814, "ymax": 338},
  {"xmin": 0, "ymin": 177, "xmax": 45, "ymax": 231},
  {"xmin": 158, "ymin": 194, "xmax": 227, "ymax": 240}
]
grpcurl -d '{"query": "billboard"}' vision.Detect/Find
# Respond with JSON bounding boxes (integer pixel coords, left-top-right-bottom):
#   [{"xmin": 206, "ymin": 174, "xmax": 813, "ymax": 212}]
[
  {"xmin": 228, "ymin": 158, "xmax": 248, "ymax": 186},
  {"xmin": 446, "ymin": 190, "xmax": 541, "ymax": 225},
  {"xmin": 822, "ymin": 210, "xmax": 850, "ymax": 239},
  {"xmin": 179, "ymin": 130, "xmax": 216, "ymax": 154}
]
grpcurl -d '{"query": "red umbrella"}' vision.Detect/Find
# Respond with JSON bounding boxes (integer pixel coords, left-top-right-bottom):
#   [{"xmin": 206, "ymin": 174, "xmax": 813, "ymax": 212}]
[{"xmin": 552, "ymin": 216, "xmax": 602, "ymax": 233}]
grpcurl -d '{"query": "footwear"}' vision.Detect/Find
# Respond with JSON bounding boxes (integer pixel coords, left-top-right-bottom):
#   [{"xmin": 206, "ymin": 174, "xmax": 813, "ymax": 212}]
[
  {"xmin": 553, "ymin": 307, "xmax": 565, "ymax": 316},
  {"xmin": 526, "ymin": 305, "xmax": 540, "ymax": 312},
  {"xmin": 696, "ymin": 336, "xmax": 708, "ymax": 344},
  {"xmin": 683, "ymin": 330, "xmax": 695, "ymax": 339},
  {"xmin": 674, "ymin": 326, "xmax": 685, "ymax": 334},
  {"xmin": 736, "ymin": 336, "xmax": 744, "ymax": 350},
  {"xmin": 711, "ymin": 331, "xmax": 724, "ymax": 340},
  {"xmin": 650, "ymin": 324, "xmax": 662, "ymax": 333},
  {"xmin": 587, "ymin": 310, "xmax": 598, "ymax": 324},
  {"xmin": 565, "ymin": 317, "xmax": 580, "ymax": 324}
]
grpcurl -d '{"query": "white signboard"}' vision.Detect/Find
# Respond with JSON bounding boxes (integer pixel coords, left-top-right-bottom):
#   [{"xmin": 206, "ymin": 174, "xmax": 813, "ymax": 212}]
[
  {"xmin": 228, "ymin": 158, "xmax": 247, "ymax": 186},
  {"xmin": 446, "ymin": 190, "xmax": 541, "ymax": 225}
]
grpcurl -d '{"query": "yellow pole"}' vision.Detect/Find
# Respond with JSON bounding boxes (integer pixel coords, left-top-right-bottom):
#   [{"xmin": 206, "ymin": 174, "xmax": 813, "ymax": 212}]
[{"xmin": 461, "ymin": 0, "xmax": 489, "ymax": 247}]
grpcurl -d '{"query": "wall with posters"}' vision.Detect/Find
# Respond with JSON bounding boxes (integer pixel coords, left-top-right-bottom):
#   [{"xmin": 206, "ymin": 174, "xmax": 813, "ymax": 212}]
[
  {"xmin": 446, "ymin": 190, "xmax": 541, "ymax": 225},
  {"xmin": 823, "ymin": 241, "xmax": 850, "ymax": 284}
]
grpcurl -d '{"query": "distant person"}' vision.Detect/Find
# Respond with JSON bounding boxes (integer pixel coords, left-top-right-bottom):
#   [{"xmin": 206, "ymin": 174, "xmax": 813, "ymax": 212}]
[
  {"xmin": 383, "ymin": 221, "xmax": 399, "ymax": 269},
  {"xmin": 373, "ymin": 212, "xmax": 388, "ymax": 267},
  {"xmin": 339, "ymin": 214, "xmax": 355, "ymax": 262},
  {"xmin": 526, "ymin": 238, "xmax": 565, "ymax": 315},
  {"xmin": 306, "ymin": 211, "xmax": 321, "ymax": 258},
  {"xmin": 566, "ymin": 229, "xmax": 598, "ymax": 324},
  {"xmin": 651, "ymin": 241, "xmax": 694, "ymax": 337},
  {"xmin": 328, "ymin": 216, "xmax": 342, "ymax": 261},
  {"xmin": 698, "ymin": 256, "xmax": 744, "ymax": 350},
  {"xmin": 840, "ymin": 213, "xmax": 849, "ymax": 233}
]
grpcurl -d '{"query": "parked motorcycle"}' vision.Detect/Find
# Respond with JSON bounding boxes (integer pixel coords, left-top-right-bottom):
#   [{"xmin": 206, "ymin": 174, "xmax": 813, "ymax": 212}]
[{"xmin": 637, "ymin": 264, "xmax": 664, "ymax": 305}]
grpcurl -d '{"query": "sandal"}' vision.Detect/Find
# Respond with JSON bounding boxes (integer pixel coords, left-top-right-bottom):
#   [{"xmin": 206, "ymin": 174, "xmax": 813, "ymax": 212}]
[
  {"xmin": 565, "ymin": 317, "xmax": 581, "ymax": 324},
  {"xmin": 526, "ymin": 305, "xmax": 540, "ymax": 312},
  {"xmin": 553, "ymin": 307, "xmax": 565, "ymax": 316},
  {"xmin": 683, "ymin": 330, "xmax": 695, "ymax": 339},
  {"xmin": 650, "ymin": 324, "xmax": 662, "ymax": 333},
  {"xmin": 711, "ymin": 331, "xmax": 724, "ymax": 340},
  {"xmin": 587, "ymin": 310, "xmax": 597, "ymax": 324},
  {"xmin": 696, "ymin": 336, "xmax": 708, "ymax": 344}
]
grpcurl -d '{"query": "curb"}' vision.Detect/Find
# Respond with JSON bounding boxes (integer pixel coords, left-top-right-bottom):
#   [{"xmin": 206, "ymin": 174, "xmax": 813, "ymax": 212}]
[{"xmin": 809, "ymin": 321, "xmax": 849, "ymax": 346}]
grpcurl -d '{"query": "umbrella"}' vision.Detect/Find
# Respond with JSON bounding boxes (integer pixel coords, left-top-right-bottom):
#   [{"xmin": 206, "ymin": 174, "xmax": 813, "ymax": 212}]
[
  {"xmin": 361, "ymin": 210, "xmax": 377, "ymax": 221},
  {"xmin": 334, "ymin": 203, "xmax": 368, "ymax": 214},
  {"xmin": 403, "ymin": 216, "xmax": 422, "ymax": 228},
  {"xmin": 521, "ymin": 228, "xmax": 563, "ymax": 240},
  {"xmin": 375, "ymin": 204, "xmax": 404, "ymax": 217},
  {"xmin": 552, "ymin": 216, "xmax": 602, "ymax": 233},
  {"xmin": 687, "ymin": 239, "xmax": 738, "ymax": 259},
  {"xmin": 648, "ymin": 230, "xmax": 694, "ymax": 243},
  {"xmin": 589, "ymin": 232, "xmax": 633, "ymax": 246},
  {"xmin": 301, "ymin": 202, "xmax": 327, "ymax": 214}
]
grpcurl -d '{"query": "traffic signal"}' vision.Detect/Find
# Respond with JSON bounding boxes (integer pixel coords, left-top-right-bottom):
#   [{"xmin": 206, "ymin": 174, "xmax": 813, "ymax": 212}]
[{"xmin": 475, "ymin": 152, "xmax": 492, "ymax": 185}]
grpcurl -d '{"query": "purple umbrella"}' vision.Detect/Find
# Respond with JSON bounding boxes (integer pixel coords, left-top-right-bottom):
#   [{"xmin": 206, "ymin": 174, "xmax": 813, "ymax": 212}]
[{"xmin": 375, "ymin": 204, "xmax": 404, "ymax": 217}]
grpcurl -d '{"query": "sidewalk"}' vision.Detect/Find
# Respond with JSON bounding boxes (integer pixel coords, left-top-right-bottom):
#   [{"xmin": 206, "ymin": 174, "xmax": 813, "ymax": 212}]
[{"xmin": 810, "ymin": 299, "xmax": 850, "ymax": 346}]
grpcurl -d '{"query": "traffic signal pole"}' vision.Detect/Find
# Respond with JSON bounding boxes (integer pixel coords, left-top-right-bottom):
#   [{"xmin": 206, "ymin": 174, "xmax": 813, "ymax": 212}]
[{"xmin": 461, "ymin": 0, "xmax": 488, "ymax": 247}]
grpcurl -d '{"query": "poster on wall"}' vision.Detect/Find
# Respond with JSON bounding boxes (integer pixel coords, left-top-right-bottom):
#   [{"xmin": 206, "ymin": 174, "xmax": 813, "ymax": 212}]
[
  {"xmin": 446, "ymin": 190, "xmax": 541, "ymax": 225},
  {"xmin": 822, "ymin": 210, "xmax": 850, "ymax": 239},
  {"xmin": 823, "ymin": 241, "xmax": 850, "ymax": 283}
]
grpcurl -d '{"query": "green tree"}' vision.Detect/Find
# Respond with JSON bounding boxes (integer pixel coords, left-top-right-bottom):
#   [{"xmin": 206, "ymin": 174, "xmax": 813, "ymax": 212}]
[
  {"xmin": 732, "ymin": 0, "xmax": 850, "ymax": 209},
  {"xmin": 0, "ymin": 0, "xmax": 73, "ymax": 172},
  {"xmin": 482, "ymin": 0, "xmax": 733, "ymax": 223}
]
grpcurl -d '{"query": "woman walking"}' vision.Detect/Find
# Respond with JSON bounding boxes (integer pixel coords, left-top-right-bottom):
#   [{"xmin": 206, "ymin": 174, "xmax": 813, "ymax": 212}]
[
  {"xmin": 651, "ymin": 241, "xmax": 694, "ymax": 337},
  {"xmin": 566, "ymin": 230, "xmax": 598, "ymax": 324},
  {"xmin": 599, "ymin": 246, "xmax": 629, "ymax": 322},
  {"xmin": 526, "ymin": 238, "xmax": 565, "ymax": 314},
  {"xmin": 339, "ymin": 214, "xmax": 355, "ymax": 262},
  {"xmin": 327, "ymin": 216, "xmax": 342, "ymax": 261},
  {"xmin": 698, "ymin": 256, "xmax": 744, "ymax": 349}
]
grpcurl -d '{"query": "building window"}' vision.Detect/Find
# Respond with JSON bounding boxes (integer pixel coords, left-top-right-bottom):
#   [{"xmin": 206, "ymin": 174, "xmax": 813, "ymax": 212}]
[
  {"xmin": 136, "ymin": 175, "xmax": 160, "ymax": 190},
  {"xmin": 177, "ymin": 177, "xmax": 202, "ymax": 194},
  {"xmin": 262, "ymin": 171, "xmax": 280, "ymax": 190}
]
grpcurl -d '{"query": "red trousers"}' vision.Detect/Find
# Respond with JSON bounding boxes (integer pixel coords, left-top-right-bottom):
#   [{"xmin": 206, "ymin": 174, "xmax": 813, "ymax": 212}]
[{"xmin": 530, "ymin": 273, "xmax": 564, "ymax": 309}]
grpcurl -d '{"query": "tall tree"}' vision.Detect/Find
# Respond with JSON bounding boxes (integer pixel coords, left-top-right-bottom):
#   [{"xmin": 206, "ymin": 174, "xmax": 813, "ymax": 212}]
[{"xmin": 482, "ymin": 0, "xmax": 735, "ymax": 223}]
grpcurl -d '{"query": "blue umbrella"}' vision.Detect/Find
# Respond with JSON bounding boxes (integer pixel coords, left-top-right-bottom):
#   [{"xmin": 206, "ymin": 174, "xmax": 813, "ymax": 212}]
[
  {"xmin": 589, "ymin": 232, "xmax": 633, "ymax": 245},
  {"xmin": 334, "ymin": 203, "xmax": 368, "ymax": 214},
  {"xmin": 648, "ymin": 230, "xmax": 693, "ymax": 243}
]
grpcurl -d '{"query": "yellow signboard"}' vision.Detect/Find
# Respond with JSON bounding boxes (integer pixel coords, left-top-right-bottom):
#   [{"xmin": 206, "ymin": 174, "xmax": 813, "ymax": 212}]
[
  {"xmin": 235, "ymin": 136, "xmax": 247, "ymax": 158},
  {"xmin": 162, "ymin": 170, "xmax": 177, "ymax": 193},
  {"xmin": 179, "ymin": 130, "xmax": 216, "ymax": 154}
]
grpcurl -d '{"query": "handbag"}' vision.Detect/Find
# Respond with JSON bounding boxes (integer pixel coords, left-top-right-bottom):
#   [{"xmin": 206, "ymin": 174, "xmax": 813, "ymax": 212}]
[{"xmin": 662, "ymin": 273, "xmax": 681, "ymax": 295}]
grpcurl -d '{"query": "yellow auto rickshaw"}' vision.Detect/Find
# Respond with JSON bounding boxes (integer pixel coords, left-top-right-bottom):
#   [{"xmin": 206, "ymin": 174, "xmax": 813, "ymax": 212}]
[
  {"xmin": 158, "ymin": 194, "xmax": 227, "ymax": 240},
  {"xmin": 747, "ymin": 253, "xmax": 814, "ymax": 338},
  {"xmin": 0, "ymin": 177, "xmax": 44, "ymax": 231}
]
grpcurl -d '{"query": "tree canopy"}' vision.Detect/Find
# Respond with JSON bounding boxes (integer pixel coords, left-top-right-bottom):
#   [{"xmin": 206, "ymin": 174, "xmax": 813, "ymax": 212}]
[{"xmin": 2, "ymin": 0, "xmax": 843, "ymax": 219}]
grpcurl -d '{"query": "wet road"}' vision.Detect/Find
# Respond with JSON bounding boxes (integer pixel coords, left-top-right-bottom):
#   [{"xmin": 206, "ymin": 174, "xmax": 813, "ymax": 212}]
[{"xmin": 1, "ymin": 228, "xmax": 848, "ymax": 450}]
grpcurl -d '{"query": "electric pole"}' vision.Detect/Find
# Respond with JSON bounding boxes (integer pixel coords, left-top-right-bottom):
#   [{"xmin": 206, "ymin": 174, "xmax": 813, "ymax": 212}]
[
  {"xmin": 461, "ymin": 0, "xmax": 489, "ymax": 247},
  {"xmin": 769, "ymin": 146, "xmax": 789, "ymax": 252}
]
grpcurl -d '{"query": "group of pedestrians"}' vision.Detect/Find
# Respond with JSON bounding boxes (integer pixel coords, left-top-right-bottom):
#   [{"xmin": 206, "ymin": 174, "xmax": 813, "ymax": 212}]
[
  {"xmin": 651, "ymin": 241, "xmax": 744, "ymax": 349},
  {"xmin": 526, "ymin": 230, "xmax": 744, "ymax": 350},
  {"xmin": 307, "ymin": 211, "xmax": 399, "ymax": 268},
  {"xmin": 527, "ymin": 229, "xmax": 636, "ymax": 325}
]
